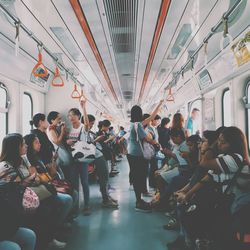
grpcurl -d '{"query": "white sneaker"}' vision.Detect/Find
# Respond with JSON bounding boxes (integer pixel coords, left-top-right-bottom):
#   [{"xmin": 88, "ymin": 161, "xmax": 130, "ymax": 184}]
[{"xmin": 48, "ymin": 239, "xmax": 66, "ymax": 249}]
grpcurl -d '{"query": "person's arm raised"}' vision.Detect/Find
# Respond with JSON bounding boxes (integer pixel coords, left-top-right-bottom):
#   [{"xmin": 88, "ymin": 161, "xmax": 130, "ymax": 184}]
[
  {"xmin": 142, "ymin": 100, "xmax": 164, "ymax": 126},
  {"xmin": 80, "ymin": 97, "xmax": 90, "ymax": 131}
]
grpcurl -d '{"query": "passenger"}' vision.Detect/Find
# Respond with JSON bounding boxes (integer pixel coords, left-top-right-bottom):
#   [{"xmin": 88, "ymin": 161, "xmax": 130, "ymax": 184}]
[
  {"xmin": 155, "ymin": 129, "xmax": 192, "ymax": 210},
  {"xmin": 157, "ymin": 117, "xmax": 171, "ymax": 151},
  {"xmin": 0, "ymin": 228, "xmax": 36, "ymax": 250},
  {"xmin": 30, "ymin": 113, "xmax": 55, "ymax": 165},
  {"xmin": 82, "ymin": 114, "xmax": 118, "ymax": 208},
  {"xmin": 185, "ymin": 108, "xmax": 200, "ymax": 137},
  {"xmin": 147, "ymin": 114, "xmax": 161, "ymax": 189},
  {"xmin": 127, "ymin": 100, "xmax": 163, "ymax": 212},
  {"xmin": 97, "ymin": 120, "xmax": 119, "ymax": 177},
  {"xmin": 47, "ymin": 111, "xmax": 73, "ymax": 182},
  {"xmin": 166, "ymin": 128, "xmax": 224, "ymax": 249},
  {"xmin": 66, "ymin": 102, "xmax": 91, "ymax": 216},
  {"xmin": 24, "ymin": 134, "xmax": 74, "ymax": 228},
  {"xmin": 179, "ymin": 127, "xmax": 250, "ymax": 249},
  {"xmin": 0, "ymin": 133, "xmax": 67, "ymax": 249}
]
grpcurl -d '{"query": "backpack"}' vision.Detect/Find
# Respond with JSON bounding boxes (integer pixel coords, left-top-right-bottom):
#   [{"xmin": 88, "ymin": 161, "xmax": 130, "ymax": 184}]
[
  {"xmin": 134, "ymin": 123, "xmax": 155, "ymax": 160},
  {"xmin": 71, "ymin": 127, "xmax": 96, "ymax": 164}
]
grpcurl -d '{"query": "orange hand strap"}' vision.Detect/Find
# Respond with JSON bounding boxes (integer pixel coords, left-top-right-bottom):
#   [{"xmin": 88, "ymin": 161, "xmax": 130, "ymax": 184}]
[
  {"xmin": 52, "ymin": 67, "xmax": 64, "ymax": 87},
  {"xmin": 166, "ymin": 88, "xmax": 174, "ymax": 102},
  {"xmin": 32, "ymin": 52, "xmax": 49, "ymax": 78},
  {"xmin": 71, "ymin": 84, "xmax": 81, "ymax": 99}
]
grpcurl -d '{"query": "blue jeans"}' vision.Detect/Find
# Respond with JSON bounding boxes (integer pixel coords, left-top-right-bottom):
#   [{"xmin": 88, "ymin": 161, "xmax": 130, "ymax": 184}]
[
  {"xmin": 0, "ymin": 228, "xmax": 36, "ymax": 250},
  {"xmin": 72, "ymin": 162, "xmax": 90, "ymax": 207},
  {"xmin": 55, "ymin": 193, "xmax": 73, "ymax": 226}
]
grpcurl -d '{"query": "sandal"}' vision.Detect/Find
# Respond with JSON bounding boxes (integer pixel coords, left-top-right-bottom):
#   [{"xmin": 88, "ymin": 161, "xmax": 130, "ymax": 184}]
[{"xmin": 163, "ymin": 217, "xmax": 179, "ymax": 230}]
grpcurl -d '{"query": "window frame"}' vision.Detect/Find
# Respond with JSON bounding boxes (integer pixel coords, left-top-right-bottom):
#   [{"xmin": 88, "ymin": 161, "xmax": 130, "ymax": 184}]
[
  {"xmin": 222, "ymin": 88, "xmax": 231, "ymax": 126},
  {"xmin": 245, "ymin": 81, "xmax": 250, "ymax": 149},
  {"xmin": 23, "ymin": 92, "xmax": 34, "ymax": 133},
  {"xmin": 0, "ymin": 82, "xmax": 9, "ymax": 135}
]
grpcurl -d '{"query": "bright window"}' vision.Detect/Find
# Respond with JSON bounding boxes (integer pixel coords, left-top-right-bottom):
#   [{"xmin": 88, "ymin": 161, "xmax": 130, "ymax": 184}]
[
  {"xmin": 0, "ymin": 83, "xmax": 8, "ymax": 147},
  {"xmin": 222, "ymin": 89, "xmax": 232, "ymax": 126},
  {"xmin": 246, "ymin": 83, "xmax": 250, "ymax": 148},
  {"xmin": 22, "ymin": 93, "xmax": 33, "ymax": 135},
  {"xmin": 189, "ymin": 99, "xmax": 202, "ymax": 135}
]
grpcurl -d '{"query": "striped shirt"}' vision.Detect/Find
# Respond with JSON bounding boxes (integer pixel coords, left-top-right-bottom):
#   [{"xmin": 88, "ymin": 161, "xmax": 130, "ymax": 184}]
[{"xmin": 208, "ymin": 153, "xmax": 248, "ymax": 184}]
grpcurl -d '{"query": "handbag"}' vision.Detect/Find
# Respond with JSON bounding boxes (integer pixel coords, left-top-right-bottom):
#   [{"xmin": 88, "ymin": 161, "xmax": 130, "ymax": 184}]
[
  {"xmin": 22, "ymin": 187, "xmax": 40, "ymax": 212},
  {"xmin": 30, "ymin": 183, "xmax": 56, "ymax": 201},
  {"xmin": 51, "ymin": 179, "xmax": 72, "ymax": 195},
  {"xmin": 134, "ymin": 123, "xmax": 155, "ymax": 160},
  {"xmin": 71, "ymin": 127, "xmax": 96, "ymax": 163}
]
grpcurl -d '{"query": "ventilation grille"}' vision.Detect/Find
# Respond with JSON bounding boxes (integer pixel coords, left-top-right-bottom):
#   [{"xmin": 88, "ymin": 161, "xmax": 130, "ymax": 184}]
[{"xmin": 104, "ymin": 0, "xmax": 138, "ymax": 101}]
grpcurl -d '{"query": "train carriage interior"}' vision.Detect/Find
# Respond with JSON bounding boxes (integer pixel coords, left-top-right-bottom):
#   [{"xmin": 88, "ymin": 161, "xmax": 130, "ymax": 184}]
[{"xmin": 0, "ymin": 0, "xmax": 250, "ymax": 249}]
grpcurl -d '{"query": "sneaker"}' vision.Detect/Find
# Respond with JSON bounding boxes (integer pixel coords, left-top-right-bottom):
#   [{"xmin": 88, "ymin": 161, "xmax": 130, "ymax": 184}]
[
  {"xmin": 142, "ymin": 192, "xmax": 154, "ymax": 197},
  {"xmin": 83, "ymin": 206, "xmax": 91, "ymax": 216},
  {"xmin": 111, "ymin": 169, "xmax": 119, "ymax": 174},
  {"xmin": 195, "ymin": 239, "xmax": 212, "ymax": 250},
  {"xmin": 135, "ymin": 200, "xmax": 152, "ymax": 213},
  {"xmin": 103, "ymin": 199, "xmax": 119, "ymax": 208},
  {"xmin": 108, "ymin": 195, "xmax": 118, "ymax": 203},
  {"xmin": 48, "ymin": 239, "xmax": 66, "ymax": 249}
]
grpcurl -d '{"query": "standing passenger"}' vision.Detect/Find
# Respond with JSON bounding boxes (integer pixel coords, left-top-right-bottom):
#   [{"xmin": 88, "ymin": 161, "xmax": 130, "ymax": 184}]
[{"xmin": 127, "ymin": 100, "xmax": 163, "ymax": 212}]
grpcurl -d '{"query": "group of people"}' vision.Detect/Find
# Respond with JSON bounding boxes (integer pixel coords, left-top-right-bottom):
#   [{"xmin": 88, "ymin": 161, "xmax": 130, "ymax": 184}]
[
  {"xmin": 0, "ymin": 97, "xmax": 250, "ymax": 250},
  {"xmin": 127, "ymin": 101, "xmax": 250, "ymax": 250},
  {"xmin": 0, "ymin": 98, "xmax": 127, "ymax": 250}
]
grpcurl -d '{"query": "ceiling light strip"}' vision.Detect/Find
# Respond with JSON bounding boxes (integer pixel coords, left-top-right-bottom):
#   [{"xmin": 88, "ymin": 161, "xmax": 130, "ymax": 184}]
[
  {"xmin": 69, "ymin": 0, "xmax": 119, "ymax": 102},
  {"xmin": 138, "ymin": 0, "xmax": 171, "ymax": 103}
]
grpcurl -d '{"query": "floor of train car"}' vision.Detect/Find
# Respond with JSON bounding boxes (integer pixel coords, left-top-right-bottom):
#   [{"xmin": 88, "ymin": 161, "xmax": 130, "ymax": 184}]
[{"xmin": 63, "ymin": 158, "xmax": 178, "ymax": 250}]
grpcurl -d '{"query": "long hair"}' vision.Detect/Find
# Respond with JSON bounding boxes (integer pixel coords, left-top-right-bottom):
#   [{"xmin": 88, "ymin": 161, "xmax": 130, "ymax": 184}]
[
  {"xmin": 130, "ymin": 105, "xmax": 143, "ymax": 122},
  {"xmin": 172, "ymin": 113, "xmax": 184, "ymax": 129},
  {"xmin": 221, "ymin": 126, "xmax": 250, "ymax": 165},
  {"xmin": 0, "ymin": 133, "xmax": 23, "ymax": 168},
  {"xmin": 24, "ymin": 134, "xmax": 39, "ymax": 166}
]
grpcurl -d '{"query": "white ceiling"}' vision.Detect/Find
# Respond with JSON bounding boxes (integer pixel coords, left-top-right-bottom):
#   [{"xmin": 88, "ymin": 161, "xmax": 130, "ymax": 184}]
[{"xmin": 0, "ymin": 0, "xmax": 249, "ymax": 118}]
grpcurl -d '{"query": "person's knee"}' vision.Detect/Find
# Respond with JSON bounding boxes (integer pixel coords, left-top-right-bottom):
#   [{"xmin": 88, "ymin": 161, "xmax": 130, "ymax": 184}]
[
  {"xmin": 57, "ymin": 193, "xmax": 73, "ymax": 208},
  {"xmin": 0, "ymin": 241, "xmax": 21, "ymax": 250}
]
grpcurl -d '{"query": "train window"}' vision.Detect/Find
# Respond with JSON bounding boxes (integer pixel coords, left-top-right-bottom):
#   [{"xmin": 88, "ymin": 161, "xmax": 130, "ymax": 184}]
[
  {"xmin": 188, "ymin": 99, "xmax": 202, "ymax": 135},
  {"xmin": 222, "ymin": 88, "xmax": 231, "ymax": 126},
  {"xmin": 246, "ymin": 82, "xmax": 250, "ymax": 147},
  {"xmin": 22, "ymin": 92, "xmax": 33, "ymax": 135},
  {"xmin": 0, "ymin": 83, "xmax": 8, "ymax": 145}
]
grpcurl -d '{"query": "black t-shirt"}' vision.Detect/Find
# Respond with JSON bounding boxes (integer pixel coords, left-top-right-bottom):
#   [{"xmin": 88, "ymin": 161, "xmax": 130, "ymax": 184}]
[
  {"xmin": 31, "ymin": 129, "xmax": 55, "ymax": 165},
  {"xmin": 157, "ymin": 126, "xmax": 171, "ymax": 149}
]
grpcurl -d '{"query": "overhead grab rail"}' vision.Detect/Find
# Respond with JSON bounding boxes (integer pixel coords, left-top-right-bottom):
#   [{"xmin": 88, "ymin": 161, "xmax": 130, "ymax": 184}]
[
  {"xmin": 166, "ymin": 0, "xmax": 244, "ymax": 90},
  {"xmin": 0, "ymin": 2, "xmax": 84, "ymax": 88}
]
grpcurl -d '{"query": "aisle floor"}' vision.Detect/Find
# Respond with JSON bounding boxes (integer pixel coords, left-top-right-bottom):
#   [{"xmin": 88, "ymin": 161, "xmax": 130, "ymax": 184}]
[{"xmin": 64, "ymin": 158, "xmax": 178, "ymax": 250}]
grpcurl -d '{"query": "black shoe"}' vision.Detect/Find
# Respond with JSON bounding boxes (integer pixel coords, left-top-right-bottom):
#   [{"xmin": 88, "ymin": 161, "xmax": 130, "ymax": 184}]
[{"xmin": 135, "ymin": 200, "xmax": 152, "ymax": 213}]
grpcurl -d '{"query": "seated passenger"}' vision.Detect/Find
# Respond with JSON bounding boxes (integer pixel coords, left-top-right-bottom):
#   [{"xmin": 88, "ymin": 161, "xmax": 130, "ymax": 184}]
[
  {"xmin": 0, "ymin": 227, "xmax": 36, "ymax": 250},
  {"xmin": 0, "ymin": 133, "xmax": 68, "ymax": 249},
  {"xmin": 24, "ymin": 134, "xmax": 74, "ymax": 226},
  {"xmin": 178, "ymin": 127, "xmax": 250, "ymax": 250}
]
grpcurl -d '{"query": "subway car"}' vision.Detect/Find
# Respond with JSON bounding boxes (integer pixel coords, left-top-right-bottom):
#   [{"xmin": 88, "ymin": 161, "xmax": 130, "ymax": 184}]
[{"xmin": 0, "ymin": 0, "xmax": 250, "ymax": 250}]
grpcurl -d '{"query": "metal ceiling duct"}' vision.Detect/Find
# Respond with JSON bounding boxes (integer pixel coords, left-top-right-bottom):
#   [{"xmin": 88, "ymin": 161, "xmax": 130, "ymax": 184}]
[{"xmin": 103, "ymin": 0, "xmax": 138, "ymax": 101}]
